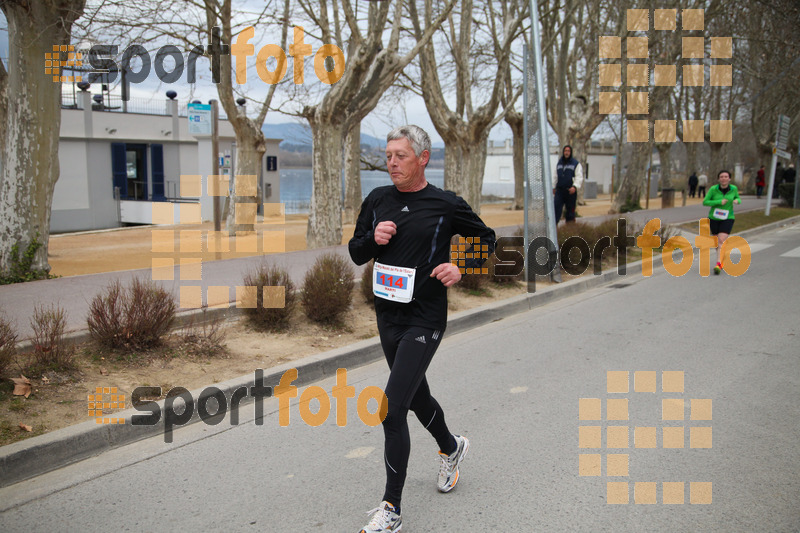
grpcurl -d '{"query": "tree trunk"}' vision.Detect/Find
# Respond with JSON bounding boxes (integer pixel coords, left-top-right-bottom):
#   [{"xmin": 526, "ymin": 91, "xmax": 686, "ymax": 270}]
[
  {"xmin": 306, "ymin": 120, "xmax": 345, "ymax": 248},
  {"xmin": 611, "ymin": 142, "xmax": 650, "ymax": 212},
  {"xmin": 656, "ymin": 142, "xmax": 673, "ymax": 189},
  {"xmin": 443, "ymin": 133, "xmax": 489, "ymax": 215},
  {"xmin": 505, "ymin": 111, "xmax": 525, "ymax": 210},
  {"xmin": 708, "ymin": 142, "xmax": 726, "ymax": 187},
  {"xmin": 343, "ymin": 122, "xmax": 362, "ymax": 225},
  {"xmin": 0, "ymin": 1, "xmax": 85, "ymax": 277},
  {"xmin": 410, "ymin": 0, "xmax": 521, "ymax": 217},
  {"xmin": 225, "ymin": 129, "xmax": 264, "ymax": 235},
  {"xmin": 217, "ymin": 9, "xmax": 271, "ymax": 236},
  {"xmin": 686, "ymin": 143, "xmax": 699, "ymax": 179}
]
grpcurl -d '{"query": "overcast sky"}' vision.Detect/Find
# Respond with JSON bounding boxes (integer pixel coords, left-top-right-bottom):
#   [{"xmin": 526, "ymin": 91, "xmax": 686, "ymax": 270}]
[{"xmin": 0, "ymin": 11, "xmax": 521, "ymax": 147}]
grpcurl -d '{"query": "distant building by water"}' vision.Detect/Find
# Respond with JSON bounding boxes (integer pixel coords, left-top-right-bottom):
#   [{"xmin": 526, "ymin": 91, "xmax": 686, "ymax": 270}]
[{"xmin": 483, "ymin": 139, "xmax": 617, "ymax": 197}]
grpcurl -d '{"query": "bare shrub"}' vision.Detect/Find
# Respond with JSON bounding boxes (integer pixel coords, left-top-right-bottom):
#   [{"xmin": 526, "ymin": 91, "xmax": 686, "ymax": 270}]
[
  {"xmin": 29, "ymin": 304, "xmax": 75, "ymax": 371},
  {"xmin": 177, "ymin": 311, "xmax": 227, "ymax": 358},
  {"xmin": 0, "ymin": 314, "xmax": 18, "ymax": 378},
  {"xmin": 87, "ymin": 278, "xmax": 176, "ymax": 350},
  {"xmin": 360, "ymin": 260, "xmax": 375, "ymax": 306},
  {"xmin": 242, "ymin": 264, "xmax": 297, "ymax": 331},
  {"xmin": 301, "ymin": 254, "xmax": 355, "ymax": 326}
]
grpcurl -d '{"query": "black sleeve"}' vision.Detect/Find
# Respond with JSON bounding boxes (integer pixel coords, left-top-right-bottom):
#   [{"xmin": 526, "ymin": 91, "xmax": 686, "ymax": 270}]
[
  {"xmin": 348, "ymin": 194, "xmax": 381, "ymax": 265},
  {"xmin": 452, "ymin": 196, "xmax": 496, "ymax": 270}
]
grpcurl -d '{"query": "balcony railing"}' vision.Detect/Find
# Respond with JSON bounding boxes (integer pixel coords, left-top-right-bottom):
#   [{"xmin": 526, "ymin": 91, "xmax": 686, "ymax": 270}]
[{"xmin": 61, "ymin": 93, "xmax": 228, "ymax": 120}]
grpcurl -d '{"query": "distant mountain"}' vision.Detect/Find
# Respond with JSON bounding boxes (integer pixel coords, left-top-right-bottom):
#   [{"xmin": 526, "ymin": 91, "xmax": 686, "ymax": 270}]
[{"xmin": 262, "ymin": 122, "xmax": 385, "ymax": 150}]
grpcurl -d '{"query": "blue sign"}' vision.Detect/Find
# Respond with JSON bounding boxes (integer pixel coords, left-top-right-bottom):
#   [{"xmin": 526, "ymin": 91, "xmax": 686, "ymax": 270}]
[{"xmin": 188, "ymin": 103, "xmax": 212, "ymax": 135}]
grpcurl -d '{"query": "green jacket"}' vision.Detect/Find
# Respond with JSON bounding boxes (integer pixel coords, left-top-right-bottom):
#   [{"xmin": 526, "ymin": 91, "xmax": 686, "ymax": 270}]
[{"xmin": 703, "ymin": 184, "xmax": 740, "ymax": 220}]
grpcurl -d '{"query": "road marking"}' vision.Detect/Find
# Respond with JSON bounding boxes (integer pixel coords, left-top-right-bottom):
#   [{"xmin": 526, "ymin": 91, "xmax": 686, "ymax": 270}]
[
  {"xmin": 777, "ymin": 225, "xmax": 800, "ymax": 234},
  {"xmin": 510, "ymin": 386, "xmax": 528, "ymax": 394},
  {"xmin": 749, "ymin": 243, "xmax": 774, "ymax": 253},
  {"xmin": 780, "ymin": 246, "xmax": 800, "ymax": 258},
  {"xmin": 346, "ymin": 446, "xmax": 375, "ymax": 459},
  {"xmin": 728, "ymin": 242, "xmax": 772, "ymax": 261}
]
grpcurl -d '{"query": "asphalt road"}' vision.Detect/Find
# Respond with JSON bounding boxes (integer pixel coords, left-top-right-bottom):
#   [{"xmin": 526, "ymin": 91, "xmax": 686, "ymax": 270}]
[{"xmin": 1, "ymin": 222, "xmax": 798, "ymax": 532}]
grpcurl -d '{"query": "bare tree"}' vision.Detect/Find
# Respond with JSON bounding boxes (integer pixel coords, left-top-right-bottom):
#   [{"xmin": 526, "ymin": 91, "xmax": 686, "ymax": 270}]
[
  {"xmin": 541, "ymin": 0, "xmax": 614, "ymax": 187},
  {"xmin": 80, "ymin": 0, "xmax": 290, "ymax": 235},
  {"xmin": 406, "ymin": 0, "xmax": 526, "ymax": 213},
  {"xmin": 733, "ymin": 0, "xmax": 800, "ymax": 171},
  {"xmin": 0, "ymin": 0, "xmax": 87, "ymax": 279},
  {"xmin": 295, "ymin": 0, "xmax": 456, "ymax": 248}
]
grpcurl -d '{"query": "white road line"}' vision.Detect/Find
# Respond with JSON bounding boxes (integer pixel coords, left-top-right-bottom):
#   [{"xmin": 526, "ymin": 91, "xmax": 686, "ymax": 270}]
[
  {"xmin": 780, "ymin": 246, "xmax": 800, "ymax": 258},
  {"xmin": 728, "ymin": 243, "xmax": 773, "ymax": 260},
  {"xmin": 741, "ymin": 243, "xmax": 774, "ymax": 254}
]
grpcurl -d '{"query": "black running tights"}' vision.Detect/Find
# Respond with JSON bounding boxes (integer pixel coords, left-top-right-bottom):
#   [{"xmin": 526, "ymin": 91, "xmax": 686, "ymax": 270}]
[{"xmin": 377, "ymin": 322, "xmax": 456, "ymax": 511}]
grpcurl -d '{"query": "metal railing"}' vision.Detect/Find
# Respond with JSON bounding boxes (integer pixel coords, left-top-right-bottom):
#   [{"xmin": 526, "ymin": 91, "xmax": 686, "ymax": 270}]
[{"xmin": 61, "ymin": 93, "xmax": 227, "ymax": 120}]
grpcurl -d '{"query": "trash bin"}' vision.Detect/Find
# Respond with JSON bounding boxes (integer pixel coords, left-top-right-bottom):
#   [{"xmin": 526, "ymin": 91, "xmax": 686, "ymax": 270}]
[
  {"xmin": 661, "ymin": 188, "xmax": 675, "ymax": 208},
  {"xmin": 583, "ymin": 181, "xmax": 598, "ymax": 199}
]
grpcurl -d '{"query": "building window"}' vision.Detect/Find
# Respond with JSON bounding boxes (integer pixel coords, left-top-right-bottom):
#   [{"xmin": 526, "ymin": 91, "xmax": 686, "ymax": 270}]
[
  {"xmin": 111, "ymin": 143, "xmax": 164, "ymax": 201},
  {"xmin": 125, "ymin": 144, "xmax": 148, "ymax": 200}
]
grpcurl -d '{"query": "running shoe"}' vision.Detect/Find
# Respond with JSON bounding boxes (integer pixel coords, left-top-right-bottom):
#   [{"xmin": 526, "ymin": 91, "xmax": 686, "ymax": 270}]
[
  {"xmin": 714, "ymin": 261, "xmax": 722, "ymax": 275},
  {"xmin": 360, "ymin": 501, "xmax": 402, "ymax": 533},
  {"xmin": 437, "ymin": 434, "xmax": 470, "ymax": 492}
]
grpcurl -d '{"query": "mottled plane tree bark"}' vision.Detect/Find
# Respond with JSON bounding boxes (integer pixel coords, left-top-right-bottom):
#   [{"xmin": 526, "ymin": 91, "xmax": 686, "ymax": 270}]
[
  {"xmin": 408, "ymin": 0, "xmax": 527, "ymax": 213},
  {"xmin": 0, "ymin": 0, "xmax": 87, "ymax": 279},
  {"xmin": 296, "ymin": 0, "xmax": 456, "ymax": 247}
]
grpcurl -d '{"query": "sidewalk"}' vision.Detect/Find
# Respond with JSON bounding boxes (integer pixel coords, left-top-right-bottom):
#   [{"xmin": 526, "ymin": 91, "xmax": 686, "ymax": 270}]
[{"xmin": 0, "ymin": 196, "xmax": 778, "ymax": 338}]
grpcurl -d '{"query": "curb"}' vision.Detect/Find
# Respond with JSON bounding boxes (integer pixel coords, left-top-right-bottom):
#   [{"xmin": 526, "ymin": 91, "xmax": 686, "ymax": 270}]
[
  {"xmin": 733, "ymin": 214, "xmax": 800, "ymax": 239},
  {"xmin": 1, "ymin": 215, "xmax": 795, "ymax": 488}
]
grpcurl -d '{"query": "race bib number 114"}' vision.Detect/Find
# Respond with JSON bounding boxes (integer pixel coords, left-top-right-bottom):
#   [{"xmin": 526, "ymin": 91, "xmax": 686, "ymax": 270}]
[{"xmin": 373, "ymin": 262, "xmax": 415, "ymax": 303}]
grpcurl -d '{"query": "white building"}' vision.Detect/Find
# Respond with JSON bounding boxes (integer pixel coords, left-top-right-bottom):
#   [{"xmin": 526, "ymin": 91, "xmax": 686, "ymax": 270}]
[
  {"xmin": 483, "ymin": 139, "xmax": 617, "ymax": 197},
  {"xmin": 53, "ymin": 90, "xmax": 281, "ymax": 233}
]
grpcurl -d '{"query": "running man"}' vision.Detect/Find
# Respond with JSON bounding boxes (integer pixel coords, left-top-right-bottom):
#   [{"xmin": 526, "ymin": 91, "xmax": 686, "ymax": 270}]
[
  {"xmin": 703, "ymin": 169, "xmax": 741, "ymax": 274},
  {"xmin": 349, "ymin": 125, "xmax": 495, "ymax": 532}
]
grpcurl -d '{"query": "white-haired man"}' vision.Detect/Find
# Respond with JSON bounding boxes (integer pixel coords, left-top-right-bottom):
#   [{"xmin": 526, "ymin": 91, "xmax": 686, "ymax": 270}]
[{"xmin": 349, "ymin": 125, "xmax": 495, "ymax": 532}]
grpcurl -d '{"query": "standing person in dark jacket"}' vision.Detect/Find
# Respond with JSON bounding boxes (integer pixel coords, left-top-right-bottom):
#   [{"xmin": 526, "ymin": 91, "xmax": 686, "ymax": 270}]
[
  {"xmin": 552, "ymin": 145, "xmax": 584, "ymax": 223},
  {"xmin": 773, "ymin": 162, "xmax": 784, "ymax": 198},
  {"xmin": 688, "ymin": 172, "xmax": 698, "ymax": 198},
  {"xmin": 349, "ymin": 125, "xmax": 495, "ymax": 533},
  {"xmin": 783, "ymin": 164, "xmax": 795, "ymax": 183}
]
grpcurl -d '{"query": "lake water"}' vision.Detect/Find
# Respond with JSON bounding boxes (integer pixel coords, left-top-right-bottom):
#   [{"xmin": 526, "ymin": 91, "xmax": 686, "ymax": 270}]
[{"xmin": 279, "ymin": 168, "xmax": 445, "ymax": 213}]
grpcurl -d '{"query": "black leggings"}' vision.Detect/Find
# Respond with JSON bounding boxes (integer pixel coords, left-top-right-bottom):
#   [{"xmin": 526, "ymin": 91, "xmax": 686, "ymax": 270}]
[{"xmin": 378, "ymin": 322, "xmax": 456, "ymax": 510}]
